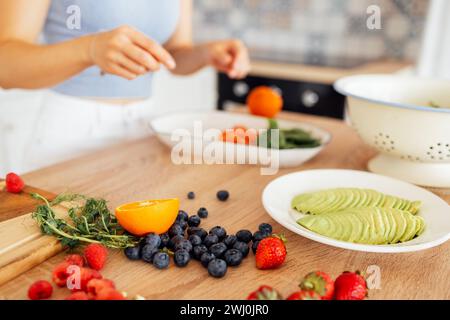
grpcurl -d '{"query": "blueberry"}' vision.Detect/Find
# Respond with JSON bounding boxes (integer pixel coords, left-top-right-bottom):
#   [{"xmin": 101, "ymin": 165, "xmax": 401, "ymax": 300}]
[
  {"xmin": 141, "ymin": 245, "xmax": 158, "ymax": 263},
  {"xmin": 159, "ymin": 233, "xmax": 170, "ymax": 249},
  {"xmin": 252, "ymin": 240, "xmax": 260, "ymax": 254},
  {"xmin": 200, "ymin": 252, "xmax": 216, "ymax": 268},
  {"xmin": 169, "ymin": 223, "xmax": 184, "ymax": 237},
  {"xmin": 253, "ymin": 231, "xmax": 268, "ymax": 242},
  {"xmin": 197, "ymin": 207, "xmax": 208, "ymax": 219},
  {"xmin": 178, "ymin": 220, "xmax": 188, "ymax": 230},
  {"xmin": 209, "ymin": 243, "xmax": 227, "ymax": 258},
  {"xmin": 223, "ymin": 235, "xmax": 237, "ymax": 248},
  {"xmin": 174, "ymin": 239, "xmax": 193, "ymax": 253},
  {"xmin": 174, "ymin": 250, "xmax": 190, "ymax": 267},
  {"xmin": 177, "ymin": 210, "xmax": 189, "ymax": 222},
  {"xmin": 188, "ymin": 234, "xmax": 202, "ymax": 247},
  {"xmin": 187, "ymin": 192, "xmax": 195, "ymax": 200},
  {"xmin": 153, "ymin": 252, "xmax": 170, "ymax": 269},
  {"xmin": 258, "ymin": 223, "xmax": 273, "ymax": 235},
  {"xmin": 203, "ymin": 234, "xmax": 219, "ymax": 248},
  {"xmin": 236, "ymin": 230, "xmax": 253, "ymax": 243},
  {"xmin": 224, "ymin": 249, "xmax": 243, "ymax": 267},
  {"xmin": 233, "ymin": 241, "xmax": 250, "ymax": 257},
  {"xmin": 207, "ymin": 259, "xmax": 227, "ymax": 278},
  {"xmin": 209, "ymin": 226, "xmax": 227, "ymax": 240},
  {"xmin": 188, "ymin": 215, "xmax": 201, "ymax": 228},
  {"xmin": 142, "ymin": 233, "xmax": 161, "ymax": 249},
  {"xmin": 168, "ymin": 235, "xmax": 185, "ymax": 250},
  {"xmin": 124, "ymin": 246, "xmax": 141, "ymax": 260},
  {"xmin": 216, "ymin": 190, "xmax": 230, "ymax": 202},
  {"xmin": 193, "ymin": 245, "xmax": 208, "ymax": 260},
  {"xmin": 188, "ymin": 227, "xmax": 207, "ymax": 240}
]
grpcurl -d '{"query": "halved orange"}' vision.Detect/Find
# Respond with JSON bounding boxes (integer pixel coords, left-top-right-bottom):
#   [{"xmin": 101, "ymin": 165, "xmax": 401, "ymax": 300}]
[{"xmin": 115, "ymin": 198, "xmax": 179, "ymax": 236}]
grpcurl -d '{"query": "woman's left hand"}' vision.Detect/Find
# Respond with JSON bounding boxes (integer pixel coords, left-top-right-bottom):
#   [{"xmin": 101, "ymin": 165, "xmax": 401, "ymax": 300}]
[{"xmin": 205, "ymin": 39, "xmax": 250, "ymax": 79}]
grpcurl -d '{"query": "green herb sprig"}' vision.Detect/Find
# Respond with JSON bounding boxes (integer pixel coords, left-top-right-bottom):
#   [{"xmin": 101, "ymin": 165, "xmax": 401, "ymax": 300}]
[{"xmin": 31, "ymin": 193, "xmax": 139, "ymax": 249}]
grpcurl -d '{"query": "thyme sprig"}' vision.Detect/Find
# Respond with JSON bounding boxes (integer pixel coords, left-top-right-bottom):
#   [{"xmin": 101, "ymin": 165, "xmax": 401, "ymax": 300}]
[{"xmin": 31, "ymin": 193, "xmax": 139, "ymax": 249}]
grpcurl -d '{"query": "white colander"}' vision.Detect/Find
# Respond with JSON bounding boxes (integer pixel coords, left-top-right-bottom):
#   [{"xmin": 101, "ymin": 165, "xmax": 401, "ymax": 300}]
[{"xmin": 335, "ymin": 75, "xmax": 450, "ymax": 188}]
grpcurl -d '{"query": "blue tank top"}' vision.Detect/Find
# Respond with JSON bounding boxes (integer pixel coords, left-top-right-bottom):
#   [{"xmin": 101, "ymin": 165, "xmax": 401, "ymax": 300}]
[{"xmin": 43, "ymin": 0, "xmax": 180, "ymax": 98}]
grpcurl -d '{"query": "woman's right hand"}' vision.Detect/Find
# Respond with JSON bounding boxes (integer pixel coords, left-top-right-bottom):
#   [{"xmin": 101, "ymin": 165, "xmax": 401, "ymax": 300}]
[{"xmin": 87, "ymin": 25, "xmax": 176, "ymax": 80}]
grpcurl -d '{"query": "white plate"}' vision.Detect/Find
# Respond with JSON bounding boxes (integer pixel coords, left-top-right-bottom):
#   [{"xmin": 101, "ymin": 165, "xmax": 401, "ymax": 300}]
[
  {"xmin": 150, "ymin": 111, "xmax": 331, "ymax": 168},
  {"xmin": 262, "ymin": 169, "xmax": 450, "ymax": 253}
]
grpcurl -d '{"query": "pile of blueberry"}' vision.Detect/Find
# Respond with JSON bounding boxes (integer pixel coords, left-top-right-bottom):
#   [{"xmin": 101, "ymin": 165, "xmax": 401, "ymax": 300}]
[{"xmin": 124, "ymin": 207, "xmax": 273, "ymax": 278}]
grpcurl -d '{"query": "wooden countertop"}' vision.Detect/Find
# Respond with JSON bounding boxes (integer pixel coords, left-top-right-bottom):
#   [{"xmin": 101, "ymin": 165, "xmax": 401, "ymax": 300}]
[
  {"xmin": 0, "ymin": 112, "xmax": 449, "ymax": 300},
  {"xmin": 250, "ymin": 59, "xmax": 411, "ymax": 84}
]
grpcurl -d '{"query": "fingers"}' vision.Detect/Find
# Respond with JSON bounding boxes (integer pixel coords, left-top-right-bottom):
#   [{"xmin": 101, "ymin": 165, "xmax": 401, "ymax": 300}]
[
  {"xmin": 109, "ymin": 64, "xmax": 137, "ymax": 80},
  {"xmin": 128, "ymin": 28, "xmax": 176, "ymax": 70},
  {"xmin": 122, "ymin": 43, "xmax": 160, "ymax": 72},
  {"xmin": 227, "ymin": 40, "xmax": 250, "ymax": 79}
]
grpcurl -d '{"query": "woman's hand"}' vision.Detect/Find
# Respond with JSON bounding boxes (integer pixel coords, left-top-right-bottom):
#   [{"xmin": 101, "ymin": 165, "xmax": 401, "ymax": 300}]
[
  {"xmin": 88, "ymin": 25, "xmax": 176, "ymax": 80},
  {"xmin": 205, "ymin": 39, "xmax": 250, "ymax": 79}
]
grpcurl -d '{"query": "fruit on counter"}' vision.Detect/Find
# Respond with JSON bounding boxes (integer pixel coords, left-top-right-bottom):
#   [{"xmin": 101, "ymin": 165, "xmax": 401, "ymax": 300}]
[
  {"xmin": 223, "ymin": 235, "xmax": 237, "ymax": 248},
  {"xmin": 124, "ymin": 245, "xmax": 141, "ymax": 260},
  {"xmin": 216, "ymin": 190, "xmax": 230, "ymax": 202},
  {"xmin": 142, "ymin": 233, "xmax": 162, "ymax": 248},
  {"xmin": 141, "ymin": 244, "xmax": 159, "ymax": 263},
  {"xmin": 188, "ymin": 215, "xmax": 201, "ymax": 227},
  {"xmin": 187, "ymin": 191, "xmax": 195, "ymax": 200},
  {"xmin": 233, "ymin": 241, "xmax": 250, "ymax": 257},
  {"xmin": 209, "ymin": 226, "xmax": 227, "ymax": 240},
  {"xmin": 174, "ymin": 239, "xmax": 193, "ymax": 253},
  {"xmin": 86, "ymin": 279, "xmax": 115, "ymax": 296},
  {"xmin": 84, "ymin": 243, "xmax": 108, "ymax": 271},
  {"xmin": 174, "ymin": 250, "xmax": 191, "ymax": 267},
  {"xmin": 52, "ymin": 262, "xmax": 73, "ymax": 287},
  {"xmin": 197, "ymin": 207, "xmax": 209, "ymax": 219},
  {"xmin": 177, "ymin": 210, "xmax": 189, "ymax": 222},
  {"xmin": 5, "ymin": 172, "xmax": 25, "ymax": 193},
  {"xmin": 115, "ymin": 198, "xmax": 180, "ymax": 236},
  {"xmin": 286, "ymin": 290, "xmax": 321, "ymax": 300},
  {"xmin": 292, "ymin": 188, "xmax": 421, "ymax": 215},
  {"xmin": 300, "ymin": 271, "xmax": 335, "ymax": 300},
  {"xmin": 188, "ymin": 234, "xmax": 202, "ymax": 246},
  {"xmin": 334, "ymin": 271, "xmax": 368, "ymax": 300},
  {"xmin": 251, "ymin": 241, "xmax": 260, "ymax": 254},
  {"xmin": 247, "ymin": 86, "xmax": 283, "ymax": 118},
  {"xmin": 65, "ymin": 254, "xmax": 85, "ymax": 267},
  {"xmin": 258, "ymin": 223, "xmax": 273, "ymax": 235},
  {"xmin": 255, "ymin": 235, "xmax": 287, "ymax": 270},
  {"xmin": 94, "ymin": 287, "xmax": 126, "ymax": 300},
  {"xmin": 203, "ymin": 234, "xmax": 219, "ymax": 248},
  {"xmin": 193, "ymin": 244, "xmax": 208, "ymax": 260},
  {"xmin": 153, "ymin": 252, "xmax": 170, "ymax": 269},
  {"xmin": 298, "ymin": 207, "xmax": 426, "ymax": 245},
  {"xmin": 247, "ymin": 285, "xmax": 283, "ymax": 300},
  {"xmin": 32, "ymin": 193, "xmax": 139, "ymax": 249},
  {"xmin": 65, "ymin": 291, "xmax": 89, "ymax": 300},
  {"xmin": 169, "ymin": 223, "xmax": 185, "ymax": 237},
  {"xmin": 28, "ymin": 280, "xmax": 53, "ymax": 300},
  {"xmin": 209, "ymin": 242, "xmax": 228, "ymax": 258},
  {"xmin": 74, "ymin": 268, "xmax": 103, "ymax": 292},
  {"xmin": 252, "ymin": 230, "xmax": 269, "ymax": 242},
  {"xmin": 223, "ymin": 249, "xmax": 243, "ymax": 267},
  {"xmin": 220, "ymin": 126, "xmax": 258, "ymax": 145},
  {"xmin": 187, "ymin": 227, "xmax": 208, "ymax": 239},
  {"xmin": 200, "ymin": 252, "xmax": 216, "ymax": 268},
  {"xmin": 207, "ymin": 259, "xmax": 228, "ymax": 278},
  {"xmin": 236, "ymin": 230, "xmax": 253, "ymax": 243}
]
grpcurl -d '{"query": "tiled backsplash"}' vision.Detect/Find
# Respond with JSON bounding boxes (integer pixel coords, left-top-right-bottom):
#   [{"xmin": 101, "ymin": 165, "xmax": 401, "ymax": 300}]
[{"xmin": 193, "ymin": 0, "xmax": 429, "ymax": 64}]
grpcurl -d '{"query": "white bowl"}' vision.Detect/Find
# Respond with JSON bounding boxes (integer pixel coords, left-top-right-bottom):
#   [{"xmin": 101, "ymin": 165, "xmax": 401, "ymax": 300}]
[
  {"xmin": 262, "ymin": 169, "xmax": 450, "ymax": 253},
  {"xmin": 150, "ymin": 111, "xmax": 331, "ymax": 169},
  {"xmin": 335, "ymin": 75, "xmax": 450, "ymax": 188}
]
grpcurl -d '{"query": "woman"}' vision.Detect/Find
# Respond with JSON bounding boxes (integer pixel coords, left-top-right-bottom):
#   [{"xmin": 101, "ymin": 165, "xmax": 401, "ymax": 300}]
[{"xmin": 0, "ymin": 0, "xmax": 250, "ymax": 174}]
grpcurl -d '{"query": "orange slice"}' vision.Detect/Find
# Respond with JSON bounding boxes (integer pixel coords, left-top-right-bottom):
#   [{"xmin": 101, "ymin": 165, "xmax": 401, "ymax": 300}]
[{"xmin": 115, "ymin": 198, "xmax": 179, "ymax": 236}]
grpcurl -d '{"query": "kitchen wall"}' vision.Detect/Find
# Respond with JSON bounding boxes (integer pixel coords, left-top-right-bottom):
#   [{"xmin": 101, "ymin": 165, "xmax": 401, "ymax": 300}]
[{"xmin": 155, "ymin": 0, "xmax": 429, "ymax": 112}]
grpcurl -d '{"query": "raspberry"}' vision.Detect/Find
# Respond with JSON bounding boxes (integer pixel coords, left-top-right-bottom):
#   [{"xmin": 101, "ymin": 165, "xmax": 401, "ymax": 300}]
[
  {"xmin": 84, "ymin": 244, "xmax": 108, "ymax": 271},
  {"xmin": 65, "ymin": 291, "xmax": 89, "ymax": 300},
  {"xmin": 86, "ymin": 279, "xmax": 115, "ymax": 297},
  {"xmin": 52, "ymin": 262, "xmax": 72, "ymax": 287},
  {"xmin": 95, "ymin": 288, "xmax": 125, "ymax": 300},
  {"xmin": 65, "ymin": 254, "xmax": 85, "ymax": 267},
  {"xmin": 28, "ymin": 280, "xmax": 53, "ymax": 300},
  {"xmin": 71, "ymin": 267, "xmax": 102, "ymax": 292},
  {"xmin": 5, "ymin": 172, "xmax": 25, "ymax": 193}
]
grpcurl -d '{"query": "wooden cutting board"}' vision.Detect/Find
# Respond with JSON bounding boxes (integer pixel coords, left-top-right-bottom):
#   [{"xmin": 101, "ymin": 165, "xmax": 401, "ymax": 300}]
[{"xmin": 0, "ymin": 181, "xmax": 65, "ymax": 286}]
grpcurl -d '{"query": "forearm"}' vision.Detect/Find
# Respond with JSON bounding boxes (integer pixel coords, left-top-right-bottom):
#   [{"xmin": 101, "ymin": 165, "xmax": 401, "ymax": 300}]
[
  {"xmin": 168, "ymin": 43, "xmax": 210, "ymax": 75},
  {"xmin": 0, "ymin": 36, "xmax": 93, "ymax": 89}
]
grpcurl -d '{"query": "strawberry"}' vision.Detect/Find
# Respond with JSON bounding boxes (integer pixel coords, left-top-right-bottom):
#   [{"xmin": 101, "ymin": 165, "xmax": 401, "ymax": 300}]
[
  {"xmin": 65, "ymin": 254, "xmax": 85, "ymax": 267},
  {"xmin": 300, "ymin": 271, "xmax": 335, "ymax": 300},
  {"xmin": 5, "ymin": 172, "xmax": 24, "ymax": 193},
  {"xmin": 86, "ymin": 278, "xmax": 115, "ymax": 297},
  {"xmin": 95, "ymin": 288, "xmax": 125, "ymax": 300},
  {"xmin": 52, "ymin": 262, "xmax": 72, "ymax": 287},
  {"xmin": 28, "ymin": 280, "xmax": 53, "ymax": 300},
  {"xmin": 286, "ymin": 290, "xmax": 321, "ymax": 300},
  {"xmin": 247, "ymin": 285, "xmax": 283, "ymax": 300},
  {"xmin": 84, "ymin": 243, "xmax": 108, "ymax": 271},
  {"xmin": 255, "ymin": 235, "xmax": 287, "ymax": 270},
  {"xmin": 65, "ymin": 291, "xmax": 89, "ymax": 300},
  {"xmin": 334, "ymin": 271, "xmax": 368, "ymax": 300}
]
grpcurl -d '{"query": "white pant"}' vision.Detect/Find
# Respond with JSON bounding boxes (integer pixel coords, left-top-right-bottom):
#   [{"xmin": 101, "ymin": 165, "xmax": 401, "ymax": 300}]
[{"xmin": 0, "ymin": 90, "xmax": 156, "ymax": 175}]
